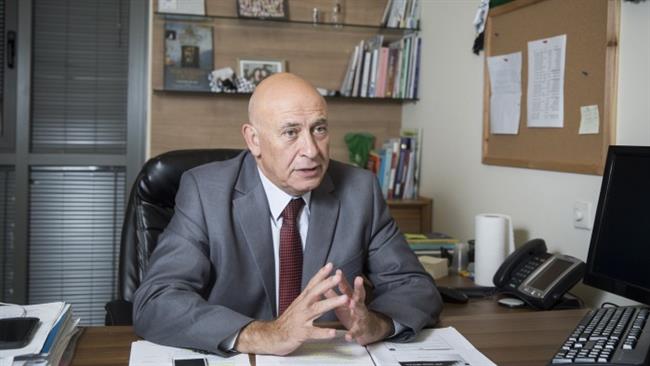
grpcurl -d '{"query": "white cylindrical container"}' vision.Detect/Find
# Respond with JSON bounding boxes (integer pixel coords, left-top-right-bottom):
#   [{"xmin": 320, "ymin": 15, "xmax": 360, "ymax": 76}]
[{"xmin": 474, "ymin": 213, "xmax": 514, "ymax": 286}]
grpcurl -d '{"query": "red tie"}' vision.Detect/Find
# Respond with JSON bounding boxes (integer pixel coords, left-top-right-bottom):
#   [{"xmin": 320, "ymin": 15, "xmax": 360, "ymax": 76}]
[{"xmin": 278, "ymin": 198, "xmax": 305, "ymax": 315}]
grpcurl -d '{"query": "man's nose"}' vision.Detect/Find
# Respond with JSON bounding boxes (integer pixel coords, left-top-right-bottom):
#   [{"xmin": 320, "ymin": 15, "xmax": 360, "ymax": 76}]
[{"xmin": 299, "ymin": 132, "xmax": 318, "ymax": 158}]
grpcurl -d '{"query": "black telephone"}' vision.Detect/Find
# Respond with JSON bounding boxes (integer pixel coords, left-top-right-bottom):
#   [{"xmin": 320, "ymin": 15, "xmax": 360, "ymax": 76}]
[{"xmin": 493, "ymin": 238, "xmax": 585, "ymax": 310}]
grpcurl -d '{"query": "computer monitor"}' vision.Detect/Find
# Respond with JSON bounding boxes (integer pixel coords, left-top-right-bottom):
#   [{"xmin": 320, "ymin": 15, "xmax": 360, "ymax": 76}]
[{"xmin": 583, "ymin": 145, "xmax": 650, "ymax": 305}]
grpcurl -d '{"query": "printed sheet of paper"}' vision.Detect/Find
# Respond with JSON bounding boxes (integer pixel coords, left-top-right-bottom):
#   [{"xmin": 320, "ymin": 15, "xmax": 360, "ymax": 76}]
[
  {"xmin": 158, "ymin": 0, "xmax": 205, "ymax": 15},
  {"xmin": 256, "ymin": 331, "xmax": 373, "ymax": 366},
  {"xmin": 487, "ymin": 51, "xmax": 522, "ymax": 134},
  {"xmin": 367, "ymin": 327, "xmax": 496, "ymax": 366},
  {"xmin": 129, "ymin": 341, "xmax": 250, "ymax": 366},
  {"xmin": 579, "ymin": 105, "xmax": 600, "ymax": 134},
  {"xmin": 527, "ymin": 34, "xmax": 567, "ymax": 128}
]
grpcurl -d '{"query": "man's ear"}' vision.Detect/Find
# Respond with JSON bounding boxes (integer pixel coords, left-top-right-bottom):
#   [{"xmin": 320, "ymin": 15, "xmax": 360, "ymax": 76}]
[{"xmin": 241, "ymin": 123, "xmax": 261, "ymax": 157}]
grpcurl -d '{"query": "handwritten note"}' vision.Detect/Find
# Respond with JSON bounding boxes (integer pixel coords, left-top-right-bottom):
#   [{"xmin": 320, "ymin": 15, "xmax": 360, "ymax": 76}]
[
  {"xmin": 579, "ymin": 105, "xmax": 600, "ymax": 134},
  {"xmin": 487, "ymin": 52, "xmax": 522, "ymax": 134}
]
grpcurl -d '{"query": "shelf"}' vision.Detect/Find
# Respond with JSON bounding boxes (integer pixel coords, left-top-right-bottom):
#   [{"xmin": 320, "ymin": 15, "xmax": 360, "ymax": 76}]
[
  {"xmin": 154, "ymin": 12, "xmax": 420, "ymax": 32},
  {"xmin": 152, "ymin": 88, "xmax": 418, "ymax": 102}
]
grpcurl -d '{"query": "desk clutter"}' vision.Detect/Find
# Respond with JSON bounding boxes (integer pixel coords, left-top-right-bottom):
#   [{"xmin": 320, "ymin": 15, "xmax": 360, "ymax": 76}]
[
  {"xmin": 130, "ymin": 328, "xmax": 495, "ymax": 366},
  {"xmin": 0, "ymin": 302, "xmax": 80, "ymax": 366}
]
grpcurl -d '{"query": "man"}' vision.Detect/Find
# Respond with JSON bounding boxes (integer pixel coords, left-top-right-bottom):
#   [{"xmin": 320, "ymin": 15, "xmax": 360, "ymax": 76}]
[{"xmin": 133, "ymin": 73, "xmax": 442, "ymax": 356}]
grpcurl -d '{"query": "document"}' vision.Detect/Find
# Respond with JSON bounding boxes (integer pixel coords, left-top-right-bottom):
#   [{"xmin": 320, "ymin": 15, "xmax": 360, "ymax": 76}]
[
  {"xmin": 129, "ymin": 341, "xmax": 249, "ymax": 366},
  {"xmin": 367, "ymin": 327, "xmax": 496, "ymax": 366},
  {"xmin": 256, "ymin": 332, "xmax": 373, "ymax": 366},
  {"xmin": 579, "ymin": 105, "xmax": 599, "ymax": 134},
  {"xmin": 487, "ymin": 51, "xmax": 522, "ymax": 134},
  {"xmin": 527, "ymin": 34, "xmax": 567, "ymax": 128}
]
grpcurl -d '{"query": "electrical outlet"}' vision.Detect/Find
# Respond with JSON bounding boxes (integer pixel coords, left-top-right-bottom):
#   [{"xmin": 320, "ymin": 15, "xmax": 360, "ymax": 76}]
[{"xmin": 573, "ymin": 201, "xmax": 592, "ymax": 230}]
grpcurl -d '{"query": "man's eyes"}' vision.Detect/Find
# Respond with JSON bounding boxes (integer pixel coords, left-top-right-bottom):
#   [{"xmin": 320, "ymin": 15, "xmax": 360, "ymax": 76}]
[{"xmin": 314, "ymin": 125, "xmax": 328, "ymax": 134}]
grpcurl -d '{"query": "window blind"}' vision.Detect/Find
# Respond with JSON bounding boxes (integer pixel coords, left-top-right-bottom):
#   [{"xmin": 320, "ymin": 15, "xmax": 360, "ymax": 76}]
[
  {"xmin": 29, "ymin": 166, "xmax": 125, "ymax": 325},
  {"xmin": 31, "ymin": 0, "xmax": 129, "ymax": 153},
  {"xmin": 0, "ymin": 167, "xmax": 15, "ymax": 301}
]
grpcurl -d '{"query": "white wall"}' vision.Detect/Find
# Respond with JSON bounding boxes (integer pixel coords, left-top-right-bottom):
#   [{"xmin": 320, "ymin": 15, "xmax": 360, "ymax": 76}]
[{"xmin": 403, "ymin": 0, "xmax": 650, "ymax": 307}]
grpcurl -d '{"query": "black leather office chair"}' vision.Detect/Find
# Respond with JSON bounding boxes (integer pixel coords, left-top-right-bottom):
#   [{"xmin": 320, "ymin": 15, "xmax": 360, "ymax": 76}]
[{"xmin": 104, "ymin": 148, "xmax": 242, "ymax": 325}]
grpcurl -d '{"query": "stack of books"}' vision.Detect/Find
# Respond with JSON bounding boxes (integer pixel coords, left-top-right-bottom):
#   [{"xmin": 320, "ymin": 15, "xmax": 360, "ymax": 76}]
[
  {"xmin": 405, "ymin": 232, "xmax": 459, "ymax": 257},
  {"xmin": 339, "ymin": 32, "xmax": 422, "ymax": 100},
  {"xmin": 370, "ymin": 128, "xmax": 422, "ymax": 200},
  {"xmin": 380, "ymin": 0, "xmax": 421, "ymax": 29},
  {"xmin": 0, "ymin": 302, "xmax": 81, "ymax": 366}
]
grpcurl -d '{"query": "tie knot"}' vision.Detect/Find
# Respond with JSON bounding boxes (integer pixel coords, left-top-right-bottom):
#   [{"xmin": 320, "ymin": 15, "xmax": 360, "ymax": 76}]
[{"xmin": 282, "ymin": 198, "xmax": 304, "ymax": 221}]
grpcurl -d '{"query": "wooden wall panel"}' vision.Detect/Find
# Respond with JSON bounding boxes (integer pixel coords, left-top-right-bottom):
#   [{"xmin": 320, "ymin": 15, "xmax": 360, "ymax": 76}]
[{"xmin": 150, "ymin": 93, "xmax": 402, "ymax": 163}]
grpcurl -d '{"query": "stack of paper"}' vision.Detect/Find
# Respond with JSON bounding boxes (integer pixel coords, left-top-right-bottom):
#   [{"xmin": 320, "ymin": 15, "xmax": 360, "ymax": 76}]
[
  {"xmin": 0, "ymin": 302, "xmax": 80, "ymax": 366},
  {"xmin": 129, "ymin": 328, "xmax": 495, "ymax": 366}
]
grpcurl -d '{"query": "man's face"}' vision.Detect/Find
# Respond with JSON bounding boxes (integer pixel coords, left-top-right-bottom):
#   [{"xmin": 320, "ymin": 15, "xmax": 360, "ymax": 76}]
[{"xmin": 249, "ymin": 91, "xmax": 330, "ymax": 196}]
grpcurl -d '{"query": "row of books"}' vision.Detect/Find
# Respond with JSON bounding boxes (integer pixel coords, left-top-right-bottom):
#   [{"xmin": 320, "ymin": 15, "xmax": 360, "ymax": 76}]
[
  {"xmin": 369, "ymin": 129, "xmax": 422, "ymax": 200},
  {"xmin": 339, "ymin": 33, "xmax": 422, "ymax": 99},
  {"xmin": 381, "ymin": 0, "xmax": 421, "ymax": 29}
]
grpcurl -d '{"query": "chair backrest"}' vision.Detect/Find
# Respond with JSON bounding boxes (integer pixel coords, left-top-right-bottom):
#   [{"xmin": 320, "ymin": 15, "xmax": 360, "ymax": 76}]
[{"xmin": 118, "ymin": 149, "xmax": 242, "ymax": 302}]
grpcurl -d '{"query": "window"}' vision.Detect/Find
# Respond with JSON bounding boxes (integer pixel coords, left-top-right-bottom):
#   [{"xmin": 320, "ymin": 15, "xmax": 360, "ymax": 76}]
[{"xmin": 29, "ymin": 167, "xmax": 125, "ymax": 325}]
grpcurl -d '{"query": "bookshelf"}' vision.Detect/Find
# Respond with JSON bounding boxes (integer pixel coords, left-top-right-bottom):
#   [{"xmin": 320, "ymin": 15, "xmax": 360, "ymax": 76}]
[{"xmin": 149, "ymin": 0, "xmax": 419, "ymax": 164}]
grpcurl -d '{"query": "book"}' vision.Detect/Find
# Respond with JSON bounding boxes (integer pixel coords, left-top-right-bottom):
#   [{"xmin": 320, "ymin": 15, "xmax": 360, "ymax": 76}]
[
  {"xmin": 405, "ymin": 232, "xmax": 459, "ymax": 245},
  {"xmin": 164, "ymin": 22, "xmax": 214, "ymax": 92}
]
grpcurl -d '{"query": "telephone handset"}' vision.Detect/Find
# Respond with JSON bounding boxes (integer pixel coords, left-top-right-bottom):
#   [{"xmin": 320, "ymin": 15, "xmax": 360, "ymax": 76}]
[{"xmin": 493, "ymin": 238, "xmax": 585, "ymax": 310}]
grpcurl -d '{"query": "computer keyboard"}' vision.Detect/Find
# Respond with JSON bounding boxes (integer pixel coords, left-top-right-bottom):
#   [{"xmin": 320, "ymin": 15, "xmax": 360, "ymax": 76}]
[{"xmin": 550, "ymin": 306, "xmax": 650, "ymax": 365}]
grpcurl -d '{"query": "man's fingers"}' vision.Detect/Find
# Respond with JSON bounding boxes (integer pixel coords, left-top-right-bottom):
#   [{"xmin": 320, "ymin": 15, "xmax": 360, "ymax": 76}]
[
  {"xmin": 337, "ymin": 270, "xmax": 354, "ymax": 296},
  {"xmin": 308, "ymin": 327, "xmax": 338, "ymax": 340},
  {"xmin": 303, "ymin": 270, "xmax": 343, "ymax": 302},
  {"xmin": 353, "ymin": 276, "xmax": 366, "ymax": 303},
  {"xmin": 309, "ymin": 294, "xmax": 349, "ymax": 317},
  {"xmin": 305, "ymin": 263, "xmax": 334, "ymax": 289}
]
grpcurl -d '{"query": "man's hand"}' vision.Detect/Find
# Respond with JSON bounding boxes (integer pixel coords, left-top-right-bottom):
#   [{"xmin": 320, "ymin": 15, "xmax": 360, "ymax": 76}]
[
  {"xmin": 234, "ymin": 263, "xmax": 348, "ymax": 356},
  {"xmin": 325, "ymin": 271, "xmax": 393, "ymax": 345}
]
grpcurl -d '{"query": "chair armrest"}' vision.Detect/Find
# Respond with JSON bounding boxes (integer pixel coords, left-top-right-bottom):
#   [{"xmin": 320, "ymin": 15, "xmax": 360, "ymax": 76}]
[{"xmin": 105, "ymin": 299, "xmax": 133, "ymax": 326}]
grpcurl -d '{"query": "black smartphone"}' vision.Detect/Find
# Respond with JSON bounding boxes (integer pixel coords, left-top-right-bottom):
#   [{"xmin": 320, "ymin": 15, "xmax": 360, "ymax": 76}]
[
  {"xmin": 173, "ymin": 358, "xmax": 208, "ymax": 366},
  {"xmin": 0, "ymin": 317, "xmax": 40, "ymax": 350}
]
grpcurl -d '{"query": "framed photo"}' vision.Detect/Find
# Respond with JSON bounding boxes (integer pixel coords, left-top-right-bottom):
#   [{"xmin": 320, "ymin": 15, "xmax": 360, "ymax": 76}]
[
  {"xmin": 236, "ymin": 0, "xmax": 288, "ymax": 20},
  {"xmin": 239, "ymin": 59, "xmax": 285, "ymax": 86},
  {"xmin": 164, "ymin": 22, "xmax": 214, "ymax": 92}
]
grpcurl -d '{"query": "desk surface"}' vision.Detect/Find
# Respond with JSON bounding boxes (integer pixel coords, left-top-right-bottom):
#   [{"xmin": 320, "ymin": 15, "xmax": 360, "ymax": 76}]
[{"xmin": 71, "ymin": 276, "xmax": 588, "ymax": 366}]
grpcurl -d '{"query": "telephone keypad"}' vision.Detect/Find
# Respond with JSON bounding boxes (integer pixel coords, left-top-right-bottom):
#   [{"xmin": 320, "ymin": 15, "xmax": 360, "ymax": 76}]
[{"xmin": 506, "ymin": 254, "xmax": 550, "ymax": 289}]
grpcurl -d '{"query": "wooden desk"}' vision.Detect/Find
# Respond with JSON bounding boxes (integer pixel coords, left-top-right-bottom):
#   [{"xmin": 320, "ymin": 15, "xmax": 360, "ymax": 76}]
[{"xmin": 70, "ymin": 294, "xmax": 587, "ymax": 366}]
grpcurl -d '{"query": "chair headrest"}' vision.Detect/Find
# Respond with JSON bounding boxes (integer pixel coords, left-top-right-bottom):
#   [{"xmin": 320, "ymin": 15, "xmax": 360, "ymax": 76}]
[{"xmin": 136, "ymin": 149, "xmax": 242, "ymax": 207}]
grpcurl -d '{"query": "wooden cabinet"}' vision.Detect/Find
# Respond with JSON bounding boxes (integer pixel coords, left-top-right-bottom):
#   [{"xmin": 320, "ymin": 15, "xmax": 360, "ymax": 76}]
[{"xmin": 387, "ymin": 196, "xmax": 432, "ymax": 233}]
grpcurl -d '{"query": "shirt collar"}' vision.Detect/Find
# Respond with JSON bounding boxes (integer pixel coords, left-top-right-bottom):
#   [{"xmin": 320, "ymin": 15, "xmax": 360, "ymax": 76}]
[{"xmin": 258, "ymin": 167, "xmax": 311, "ymax": 221}]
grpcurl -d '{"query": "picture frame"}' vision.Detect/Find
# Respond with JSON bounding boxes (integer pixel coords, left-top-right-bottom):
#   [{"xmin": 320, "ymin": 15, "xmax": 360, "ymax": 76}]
[
  {"xmin": 239, "ymin": 59, "xmax": 286, "ymax": 86},
  {"xmin": 236, "ymin": 0, "xmax": 288, "ymax": 20}
]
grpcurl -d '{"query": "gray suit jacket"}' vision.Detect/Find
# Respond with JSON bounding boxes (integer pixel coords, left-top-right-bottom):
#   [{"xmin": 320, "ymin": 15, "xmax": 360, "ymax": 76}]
[{"xmin": 133, "ymin": 151, "xmax": 441, "ymax": 355}]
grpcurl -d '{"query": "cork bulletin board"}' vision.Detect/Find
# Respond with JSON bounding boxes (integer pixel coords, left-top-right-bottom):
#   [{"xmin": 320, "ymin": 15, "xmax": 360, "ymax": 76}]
[{"xmin": 482, "ymin": 0, "xmax": 620, "ymax": 175}]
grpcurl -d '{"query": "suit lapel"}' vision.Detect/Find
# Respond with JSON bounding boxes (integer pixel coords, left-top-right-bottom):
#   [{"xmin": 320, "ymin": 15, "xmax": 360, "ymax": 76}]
[
  {"xmin": 233, "ymin": 153, "xmax": 277, "ymax": 317},
  {"xmin": 302, "ymin": 173, "xmax": 339, "ymax": 289}
]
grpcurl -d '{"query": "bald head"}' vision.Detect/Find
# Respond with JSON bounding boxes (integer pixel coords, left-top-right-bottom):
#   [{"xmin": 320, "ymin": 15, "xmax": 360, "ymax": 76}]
[
  {"xmin": 241, "ymin": 72, "xmax": 330, "ymax": 196},
  {"xmin": 248, "ymin": 73, "xmax": 326, "ymax": 127}
]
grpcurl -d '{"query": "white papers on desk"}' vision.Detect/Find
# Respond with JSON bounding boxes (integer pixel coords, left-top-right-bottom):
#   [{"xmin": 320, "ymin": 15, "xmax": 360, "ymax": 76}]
[
  {"xmin": 527, "ymin": 34, "xmax": 567, "ymax": 128},
  {"xmin": 256, "ymin": 331, "xmax": 373, "ymax": 366},
  {"xmin": 129, "ymin": 341, "xmax": 249, "ymax": 366},
  {"xmin": 487, "ymin": 51, "xmax": 522, "ymax": 135},
  {"xmin": 367, "ymin": 327, "xmax": 496, "ymax": 366},
  {"xmin": 0, "ymin": 302, "xmax": 67, "ymax": 359}
]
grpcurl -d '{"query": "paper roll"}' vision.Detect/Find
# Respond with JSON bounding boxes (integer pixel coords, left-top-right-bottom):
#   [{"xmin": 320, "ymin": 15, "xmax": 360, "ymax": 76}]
[{"xmin": 474, "ymin": 213, "xmax": 515, "ymax": 286}]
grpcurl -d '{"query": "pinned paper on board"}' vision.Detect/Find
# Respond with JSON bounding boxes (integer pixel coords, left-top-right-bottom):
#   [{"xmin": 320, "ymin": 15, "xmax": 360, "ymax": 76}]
[
  {"xmin": 487, "ymin": 51, "xmax": 522, "ymax": 135},
  {"xmin": 527, "ymin": 34, "xmax": 566, "ymax": 128},
  {"xmin": 579, "ymin": 105, "xmax": 600, "ymax": 135}
]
